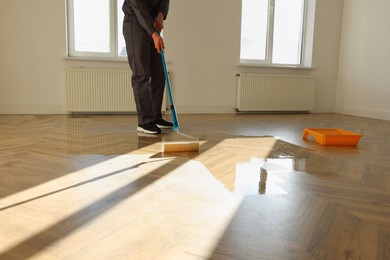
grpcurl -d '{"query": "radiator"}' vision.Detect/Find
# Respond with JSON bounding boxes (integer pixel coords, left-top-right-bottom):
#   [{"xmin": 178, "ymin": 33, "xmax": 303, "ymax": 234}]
[
  {"xmin": 65, "ymin": 67, "xmax": 166, "ymax": 113},
  {"xmin": 236, "ymin": 74, "xmax": 316, "ymax": 112}
]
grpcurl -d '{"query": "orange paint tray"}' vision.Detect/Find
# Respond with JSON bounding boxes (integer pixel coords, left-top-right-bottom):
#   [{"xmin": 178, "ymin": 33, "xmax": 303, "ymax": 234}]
[{"xmin": 302, "ymin": 128, "xmax": 362, "ymax": 145}]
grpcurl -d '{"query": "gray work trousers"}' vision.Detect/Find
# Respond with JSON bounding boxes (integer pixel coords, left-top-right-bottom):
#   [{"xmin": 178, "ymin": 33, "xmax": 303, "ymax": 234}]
[{"xmin": 123, "ymin": 15, "xmax": 165, "ymax": 125}]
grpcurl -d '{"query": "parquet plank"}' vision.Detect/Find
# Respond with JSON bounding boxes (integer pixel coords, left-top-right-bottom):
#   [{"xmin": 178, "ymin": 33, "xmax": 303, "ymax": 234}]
[{"xmin": 0, "ymin": 114, "xmax": 389, "ymax": 259}]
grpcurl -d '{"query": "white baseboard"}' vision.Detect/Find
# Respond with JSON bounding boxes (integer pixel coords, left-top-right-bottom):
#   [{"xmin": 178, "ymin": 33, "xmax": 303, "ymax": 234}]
[
  {"xmin": 0, "ymin": 105, "xmax": 235, "ymax": 115},
  {"xmin": 335, "ymin": 105, "xmax": 390, "ymax": 121},
  {"xmin": 6, "ymin": 105, "xmax": 377, "ymax": 118},
  {"xmin": 0, "ymin": 105, "xmax": 67, "ymax": 114},
  {"xmin": 174, "ymin": 106, "xmax": 236, "ymax": 114},
  {"xmin": 312, "ymin": 106, "xmax": 335, "ymax": 113}
]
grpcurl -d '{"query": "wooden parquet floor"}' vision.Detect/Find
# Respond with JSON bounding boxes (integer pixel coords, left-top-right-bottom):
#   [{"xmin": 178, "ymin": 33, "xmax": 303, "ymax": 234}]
[{"xmin": 0, "ymin": 113, "xmax": 389, "ymax": 260}]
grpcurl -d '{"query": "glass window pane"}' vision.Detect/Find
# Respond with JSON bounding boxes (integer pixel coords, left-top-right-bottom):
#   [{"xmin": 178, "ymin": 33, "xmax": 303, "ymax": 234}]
[
  {"xmin": 117, "ymin": 0, "xmax": 127, "ymax": 57},
  {"xmin": 73, "ymin": 0, "xmax": 110, "ymax": 53},
  {"xmin": 240, "ymin": 0, "xmax": 269, "ymax": 60},
  {"xmin": 272, "ymin": 0, "xmax": 304, "ymax": 64}
]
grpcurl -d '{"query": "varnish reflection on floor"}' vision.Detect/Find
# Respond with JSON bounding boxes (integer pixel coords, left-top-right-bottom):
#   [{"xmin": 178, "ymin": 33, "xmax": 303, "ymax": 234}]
[{"xmin": 0, "ymin": 114, "xmax": 389, "ymax": 259}]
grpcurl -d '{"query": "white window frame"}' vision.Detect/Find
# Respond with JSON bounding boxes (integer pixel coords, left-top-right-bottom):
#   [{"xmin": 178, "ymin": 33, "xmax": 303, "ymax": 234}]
[
  {"xmin": 240, "ymin": 0, "xmax": 316, "ymax": 68},
  {"xmin": 66, "ymin": 0, "xmax": 125, "ymax": 60}
]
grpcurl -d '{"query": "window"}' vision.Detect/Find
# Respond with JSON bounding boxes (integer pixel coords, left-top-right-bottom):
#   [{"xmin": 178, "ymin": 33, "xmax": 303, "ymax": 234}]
[
  {"xmin": 240, "ymin": 0, "xmax": 316, "ymax": 67},
  {"xmin": 66, "ymin": 0, "xmax": 126, "ymax": 59}
]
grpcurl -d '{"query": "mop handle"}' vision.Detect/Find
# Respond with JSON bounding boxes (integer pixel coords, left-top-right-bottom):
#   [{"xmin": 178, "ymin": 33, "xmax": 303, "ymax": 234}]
[{"xmin": 160, "ymin": 50, "xmax": 180, "ymax": 131}]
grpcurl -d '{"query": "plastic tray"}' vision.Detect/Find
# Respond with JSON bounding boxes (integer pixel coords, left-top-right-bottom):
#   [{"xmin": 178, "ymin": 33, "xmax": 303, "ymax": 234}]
[{"xmin": 302, "ymin": 128, "xmax": 362, "ymax": 145}]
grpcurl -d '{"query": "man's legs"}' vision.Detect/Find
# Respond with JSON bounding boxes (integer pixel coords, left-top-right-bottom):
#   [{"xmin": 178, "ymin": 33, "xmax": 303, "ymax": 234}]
[
  {"xmin": 149, "ymin": 42, "xmax": 165, "ymax": 121},
  {"xmin": 123, "ymin": 16, "xmax": 155, "ymax": 126},
  {"xmin": 123, "ymin": 16, "xmax": 172, "ymax": 133}
]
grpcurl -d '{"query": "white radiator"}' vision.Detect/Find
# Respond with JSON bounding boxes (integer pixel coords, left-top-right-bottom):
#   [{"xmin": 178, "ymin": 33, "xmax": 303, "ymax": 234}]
[
  {"xmin": 66, "ymin": 68, "xmax": 134, "ymax": 112},
  {"xmin": 236, "ymin": 74, "xmax": 316, "ymax": 112},
  {"xmin": 65, "ymin": 67, "xmax": 166, "ymax": 113}
]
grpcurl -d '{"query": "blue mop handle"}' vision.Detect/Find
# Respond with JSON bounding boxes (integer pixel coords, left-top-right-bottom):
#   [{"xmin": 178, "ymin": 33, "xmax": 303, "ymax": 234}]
[{"xmin": 160, "ymin": 50, "xmax": 179, "ymax": 131}]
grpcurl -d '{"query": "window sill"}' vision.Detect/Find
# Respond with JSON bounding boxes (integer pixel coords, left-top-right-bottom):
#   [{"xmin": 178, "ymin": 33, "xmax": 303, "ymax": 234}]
[
  {"xmin": 64, "ymin": 56, "xmax": 128, "ymax": 63},
  {"xmin": 237, "ymin": 62, "xmax": 315, "ymax": 70}
]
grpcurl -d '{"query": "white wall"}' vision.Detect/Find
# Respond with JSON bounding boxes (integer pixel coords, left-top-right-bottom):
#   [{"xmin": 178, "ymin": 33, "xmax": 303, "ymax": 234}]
[
  {"xmin": 164, "ymin": 0, "xmax": 241, "ymax": 113},
  {"xmin": 0, "ymin": 0, "xmax": 345, "ymax": 115},
  {"xmin": 336, "ymin": 0, "xmax": 390, "ymax": 121},
  {"xmin": 0, "ymin": 0, "xmax": 127, "ymax": 114},
  {"xmin": 165, "ymin": 0, "xmax": 344, "ymax": 114},
  {"xmin": 0, "ymin": 0, "xmax": 68, "ymax": 114}
]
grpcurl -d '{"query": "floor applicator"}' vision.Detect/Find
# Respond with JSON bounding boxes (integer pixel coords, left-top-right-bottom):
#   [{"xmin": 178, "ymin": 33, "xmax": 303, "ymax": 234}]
[{"xmin": 160, "ymin": 50, "xmax": 199, "ymax": 153}]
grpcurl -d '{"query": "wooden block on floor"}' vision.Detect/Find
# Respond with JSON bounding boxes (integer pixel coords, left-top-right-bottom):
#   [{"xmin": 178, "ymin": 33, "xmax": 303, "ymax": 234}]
[{"xmin": 162, "ymin": 141, "xmax": 199, "ymax": 153}]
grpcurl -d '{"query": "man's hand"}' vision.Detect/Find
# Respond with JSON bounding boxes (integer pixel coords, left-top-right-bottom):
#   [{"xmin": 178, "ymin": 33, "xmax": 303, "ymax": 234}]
[
  {"xmin": 151, "ymin": 32, "xmax": 165, "ymax": 53},
  {"xmin": 154, "ymin": 12, "xmax": 164, "ymax": 31}
]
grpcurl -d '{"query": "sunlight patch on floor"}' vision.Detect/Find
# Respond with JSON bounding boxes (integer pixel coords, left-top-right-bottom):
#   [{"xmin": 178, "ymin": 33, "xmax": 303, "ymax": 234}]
[{"xmin": 0, "ymin": 154, "xmax": 175, "ymax": 255}]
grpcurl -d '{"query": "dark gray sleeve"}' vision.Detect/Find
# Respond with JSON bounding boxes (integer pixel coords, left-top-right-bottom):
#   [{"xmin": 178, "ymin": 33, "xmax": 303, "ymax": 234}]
[
  {"xmin": 127, "ymin": 0, "xmax": 156, "ymax": 36},
  {"xmin": 158, "ymin": 0, "xmax": 169, "ymax": 20}
]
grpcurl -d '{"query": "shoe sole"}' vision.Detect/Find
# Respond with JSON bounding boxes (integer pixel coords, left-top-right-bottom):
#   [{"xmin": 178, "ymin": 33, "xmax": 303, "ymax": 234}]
[
  {"xmin": 156, "ymin": 124, "xmax": 173, "ymax": 129},
  {"xmin": 137, "ymin": 127, "xmax": 161, "ymax": 134},
  {"xmin": 137, "ymin": 132, "xmax": 159, "ymax": 137}
]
